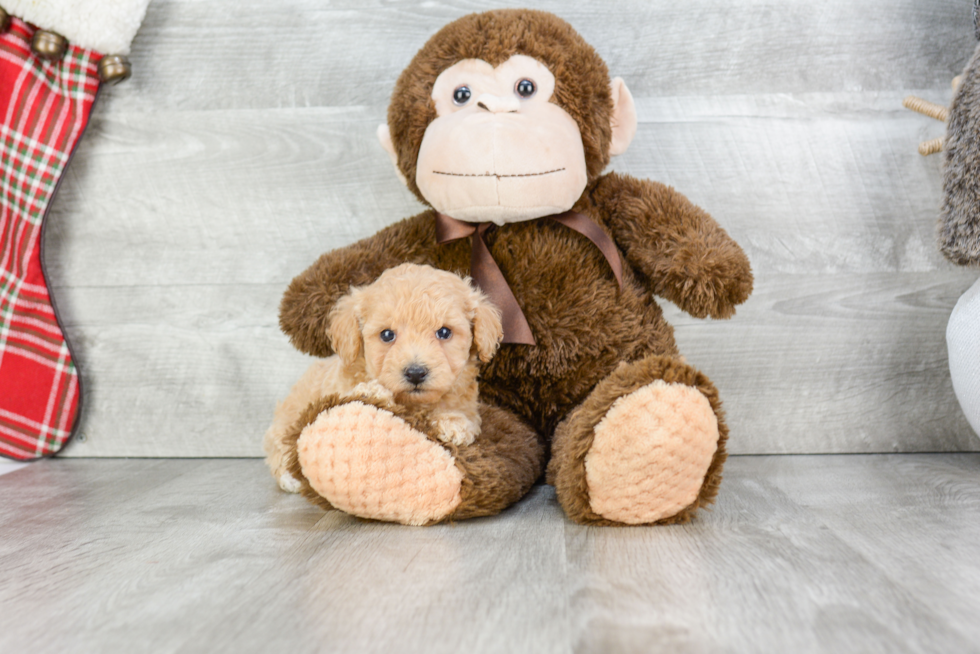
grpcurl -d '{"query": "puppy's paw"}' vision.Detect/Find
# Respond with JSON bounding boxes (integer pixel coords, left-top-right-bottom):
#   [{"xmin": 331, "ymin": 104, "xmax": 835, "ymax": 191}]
[
  {"xmin": 278, "ymin": 471, "xmax": 302, "ymax": 494},
  {"xmin": 348, "ymin": 381, "xmax": 394, "ymax": 405},
  {"xmin": 434, "ymin": 413, "xmax": 479, "ymax": 447}
]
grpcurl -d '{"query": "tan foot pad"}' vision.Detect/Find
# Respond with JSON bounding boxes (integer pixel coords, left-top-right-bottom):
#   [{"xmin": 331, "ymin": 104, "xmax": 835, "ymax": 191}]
[
  {"xmin": 297, "ymin": 402, "xmax": 463, "ymax": 526},
  {"xmin": 585, "ymin": 380, "xmax": 719, "ymax": 524}
]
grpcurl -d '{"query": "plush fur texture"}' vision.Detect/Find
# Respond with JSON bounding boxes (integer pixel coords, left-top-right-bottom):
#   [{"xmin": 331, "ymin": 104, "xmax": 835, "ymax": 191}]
[
  {"xmin": 265, "ymin": 264, "xmax": 501, "ymax": 491},
  {"xmin": 297, "ymin": 402, "xmax": 464, "ymax": 526},
  {"xmin": 282, "ymin": 174, "xmax": 751, "ymax": 439},
  {"xmin": 449, "ymin": 403, "xmax": 546, "ymax": 520},
  {"xmin": 942, "ymin": 42, "xmax": 980, "ymax": 266},
  {"xmin": 280, "ymin": 10, "xmax": 751, "ymax": 525},
  {"xmin": 547, "ymin": 355, "xmax": 728, "ymax": 526},
  {"xmin": 3, "ymin": 0, "xmax": 150, "ymax": 54},
  {"xmin": 284, "ymin": 393, "xmax": 437, "ymax": 514},
  {"xmin": 387, "ymin": 9, "xmax": 616, "ymax": 204},
  {"xmin": 283, "ymin": 395, "xmax": 544, "ymax": 524},
  {"xmin": 412, "ymin": 54, "xmax": 591, "ymax": 224},
  {"xmin": 585, "ymin": 380, "xmax": 720, "ymax": 524}
]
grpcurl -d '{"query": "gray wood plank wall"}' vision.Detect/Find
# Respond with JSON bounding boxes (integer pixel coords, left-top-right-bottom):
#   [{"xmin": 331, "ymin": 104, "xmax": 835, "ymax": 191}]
[{"xmin": 43, "ymin": 0, "xmax": 980, "ymax": 457}]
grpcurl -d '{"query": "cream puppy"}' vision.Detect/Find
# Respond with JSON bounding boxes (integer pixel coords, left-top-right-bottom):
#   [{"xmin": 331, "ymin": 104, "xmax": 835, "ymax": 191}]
[{"xmin": 264, "ymin": 263, "xmax": 503, "ymax": 492}]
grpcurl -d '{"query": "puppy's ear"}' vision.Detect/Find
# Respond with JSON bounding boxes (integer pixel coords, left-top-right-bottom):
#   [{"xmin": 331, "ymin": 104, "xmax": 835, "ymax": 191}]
[
  {"xmin": 327, "ymin": 290, "xmax": 363, "ymax": 366},
  {"xmin": 469, "ymin": 288, "xmax": 503, "ymax": 363}
]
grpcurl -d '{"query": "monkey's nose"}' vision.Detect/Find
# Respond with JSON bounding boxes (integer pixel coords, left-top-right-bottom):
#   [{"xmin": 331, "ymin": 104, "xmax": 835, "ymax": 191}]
[
  {"xmin": 404, "ymin": 364, "xmax": 429, "ymax": 386},
  {"xmin": 475, "ymin": 93, "xmax": 520, "ymax": 113}
]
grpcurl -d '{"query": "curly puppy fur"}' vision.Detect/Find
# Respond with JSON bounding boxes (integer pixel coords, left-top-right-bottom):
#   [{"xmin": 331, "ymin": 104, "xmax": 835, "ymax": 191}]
[{"xmin": 264, "ymin": 263, "xmax": 502, "ymax": 491}]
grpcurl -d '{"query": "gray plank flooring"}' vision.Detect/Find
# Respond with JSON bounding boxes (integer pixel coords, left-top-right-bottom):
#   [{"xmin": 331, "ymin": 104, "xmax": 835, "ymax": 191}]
[
  {"xmin": 1, "ymin": 455, "xmax": 979, "ymax": 653},
  {"xmin": 0, "ymin": 461, "xmax": 26, "ymax": 477},
  {"xmin": 36, "ymin": 0, "xmax": 980, "ymax": 456}
]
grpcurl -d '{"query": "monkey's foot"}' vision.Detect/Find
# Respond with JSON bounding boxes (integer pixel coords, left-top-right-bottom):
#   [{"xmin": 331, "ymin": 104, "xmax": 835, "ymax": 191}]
[
  {"xmin": 295, "ymin": 402, "xmax": 463, "ymax": 526},
  {"xmin": 585, "ymin": 380, "xmax": 718, "ymax": 523},
  {"xmin": 549, "ymin": 356, "xmax": 728, "ymax": 525}
]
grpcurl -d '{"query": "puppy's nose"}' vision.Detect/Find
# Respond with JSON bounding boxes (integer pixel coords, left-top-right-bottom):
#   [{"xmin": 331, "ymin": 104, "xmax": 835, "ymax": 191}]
[{"xmin": 404, "ymin": 364, "xmax": 428, "ymax": 386}]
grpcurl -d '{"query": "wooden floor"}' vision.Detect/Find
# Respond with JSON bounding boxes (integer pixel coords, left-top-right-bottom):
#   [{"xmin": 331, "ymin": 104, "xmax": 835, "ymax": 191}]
[{"xmin": 2, "ymin": 455, "xmax": 979, "ymax": 653}]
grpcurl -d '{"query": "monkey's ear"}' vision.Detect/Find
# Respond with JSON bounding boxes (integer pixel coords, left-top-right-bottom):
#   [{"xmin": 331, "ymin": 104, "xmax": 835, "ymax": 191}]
[
  {"xmin": 376, "ymin": 123, "xmax": 408, "ymax": 186},
  {"xmin": 469, "ymin": 288, "xmax": 503, "ymax": 363},
  {"xmin": 609, "ymin": 77, "xmax": 637, "ymax": 157},
  {"xmin": 327, "ymin": 290, "xmax": 363, "ymax": 366}
]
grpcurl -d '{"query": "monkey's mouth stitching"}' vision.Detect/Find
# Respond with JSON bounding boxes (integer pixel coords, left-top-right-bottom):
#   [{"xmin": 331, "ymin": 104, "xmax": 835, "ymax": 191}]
[{"xmin": 432, "ymin": 167, "xmax": 565, "ymax": 179}]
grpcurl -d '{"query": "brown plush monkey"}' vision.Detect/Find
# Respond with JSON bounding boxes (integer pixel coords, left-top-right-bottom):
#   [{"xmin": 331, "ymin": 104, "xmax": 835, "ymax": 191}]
[{"xmin": 274, "ymin": 9, "xmax": 753, "ymax": 526}]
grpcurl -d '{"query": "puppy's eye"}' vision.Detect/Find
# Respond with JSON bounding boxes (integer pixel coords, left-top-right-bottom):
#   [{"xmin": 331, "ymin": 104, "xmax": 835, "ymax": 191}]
[
  {"xmin": 436, "ymin": 327, "xmax": 452, "ymax": 340},
  {"xmin": 453, "ymin": 86, "xmax": 472, "ymax": 105},
  {"xmin": 380, "ymin": 329, "xmax": 396, "ymax": 343}
]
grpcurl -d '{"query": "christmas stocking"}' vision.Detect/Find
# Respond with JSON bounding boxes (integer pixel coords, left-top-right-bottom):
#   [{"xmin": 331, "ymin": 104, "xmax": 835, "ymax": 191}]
[{"xmin": 0, "ymin": 1, "xmax": 148, "ymax": 460}]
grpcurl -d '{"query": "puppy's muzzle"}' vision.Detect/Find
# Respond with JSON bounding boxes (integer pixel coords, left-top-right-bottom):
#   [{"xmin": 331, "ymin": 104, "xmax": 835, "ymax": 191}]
[{"xmin": 403, "ymin": 364, "xmax": 429, "ymax": 387}]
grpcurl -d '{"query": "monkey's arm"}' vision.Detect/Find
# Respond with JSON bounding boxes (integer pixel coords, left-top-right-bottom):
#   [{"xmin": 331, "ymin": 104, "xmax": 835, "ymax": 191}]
[
  {"xmin": 279, "ymin": 211, "xmax": 451, "ymax": 357},
  {"xmin": 593, "ymin": 172, "xmax": 753, "ymax": 319}
]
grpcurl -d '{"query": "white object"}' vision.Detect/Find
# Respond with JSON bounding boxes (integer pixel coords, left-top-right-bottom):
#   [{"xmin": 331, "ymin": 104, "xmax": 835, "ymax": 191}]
[
  {"xmin": 947, "ymin": 276, "xmax": 980, "ymax": 438},
  {"xmin": 278, "ymin": 471, "xmax": 302, "ymax": 494},
  {"xmin": 4, "ymin": 0, "xmax": 151, "ymax": 54}
]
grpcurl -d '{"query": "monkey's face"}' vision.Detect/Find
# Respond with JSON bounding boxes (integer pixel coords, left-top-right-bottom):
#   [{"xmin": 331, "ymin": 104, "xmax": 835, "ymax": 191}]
[{"xmin": 415, "ymin": 55, "xmax": 589, "ymax": 226}]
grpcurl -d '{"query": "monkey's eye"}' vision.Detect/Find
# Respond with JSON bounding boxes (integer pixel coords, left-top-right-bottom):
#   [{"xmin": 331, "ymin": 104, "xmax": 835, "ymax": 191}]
[
  {"xmin": 436, "ymin": 327, "xmax": 452, "ymax": 340},
  {"xmin": 515, "ymin": 79, "xmax": 536, "ymax": 98},
  {"xmin": 453, "ymin": 86, "xmax": 472, "ymax": 105},
  {"xmin": 380, "ymin": 329, "xmax": 396, "ymax": 343}
]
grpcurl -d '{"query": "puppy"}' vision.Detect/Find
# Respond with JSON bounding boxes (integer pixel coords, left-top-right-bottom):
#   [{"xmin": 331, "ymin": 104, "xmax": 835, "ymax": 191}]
[{"xmin": 264, "ymin": 263, "xmax": 503, "ymax": 492}]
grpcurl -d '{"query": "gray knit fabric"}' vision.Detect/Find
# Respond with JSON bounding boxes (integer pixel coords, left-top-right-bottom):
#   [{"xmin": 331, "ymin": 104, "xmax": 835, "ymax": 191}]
[
  {"xmin": 941, "ymin": 42, "xmax": 980, "ymax": 266},
  {"xmin": 975, "ymin": 0, "xmax": 980, "ymax": 41}
]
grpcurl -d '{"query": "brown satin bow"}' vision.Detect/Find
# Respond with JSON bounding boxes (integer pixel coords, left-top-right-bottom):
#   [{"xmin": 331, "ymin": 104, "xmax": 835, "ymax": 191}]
[{"xmin": 435, "ymin": 210, "xmax": 623, "ymax": 345}]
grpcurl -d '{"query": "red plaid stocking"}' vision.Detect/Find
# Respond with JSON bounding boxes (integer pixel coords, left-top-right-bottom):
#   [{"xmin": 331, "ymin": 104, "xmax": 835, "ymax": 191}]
[{"xmin": 0, "ymin": 17, "xmax": 101, "ymax": 460}]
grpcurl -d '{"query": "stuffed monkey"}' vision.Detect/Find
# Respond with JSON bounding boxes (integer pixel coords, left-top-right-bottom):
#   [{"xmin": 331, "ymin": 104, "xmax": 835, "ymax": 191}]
[{"xmin": 274, "ymin": 9, "xmax": 753, "ymax": 526}]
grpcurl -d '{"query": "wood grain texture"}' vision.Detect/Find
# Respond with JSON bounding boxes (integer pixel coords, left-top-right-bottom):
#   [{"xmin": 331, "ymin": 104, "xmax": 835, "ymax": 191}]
[
  {"xmin": 0, "ymin": 461, "xmax": 27, "ymax": 477},
  {"xmin": 32, "ymin": 0, "xmax": 980, "ymax": 456},
  {"xmin": 565, "ymin": 454, "xmax": 980, "ymax": 653},
  {"xmin": 2, "ymin": 456, "xmax": 980, "ymax": 653},
  {"xmin": 103, "ymin": 0, "xmax": 973, "ymax": 114}
]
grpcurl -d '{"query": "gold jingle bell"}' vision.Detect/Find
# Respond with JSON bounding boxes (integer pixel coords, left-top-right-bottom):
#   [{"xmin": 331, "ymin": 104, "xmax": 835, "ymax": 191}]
[
  {"xmin": 0, "ymin": 7, "xmax": 11, "ymax": 33},
  {"xmin": 32, "ymin": 29, "xmax": 68, "ymax": 61},
  {"xmin": 98, "ymin": 54, "xmax": 132, "ymax": 85}
]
